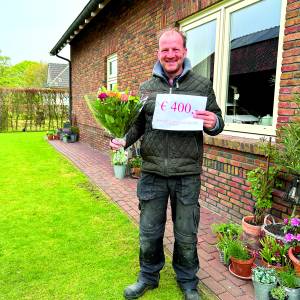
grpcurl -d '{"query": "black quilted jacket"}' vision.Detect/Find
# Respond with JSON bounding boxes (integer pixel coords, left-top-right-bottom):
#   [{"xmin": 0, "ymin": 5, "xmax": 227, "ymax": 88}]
[{"xmin": 125, "ymin": 62, "xmax": 224, "ymax": 176}]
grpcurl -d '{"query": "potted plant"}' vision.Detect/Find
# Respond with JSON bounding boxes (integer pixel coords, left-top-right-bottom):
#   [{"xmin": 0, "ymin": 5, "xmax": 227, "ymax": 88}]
[
  {"xmin": 259, "ymin": 235, "xmax": 290, "ymax": 271},
  {"xmin": 252, "ymin": 266, "xmax": 277, "ymax": 300},
  {"xmin": 269, "ymin": 286, "xmax": 288, "ymax": 300},
  {"xmin": 70, "ymin": 126, "xmax": 79, "ymax": 142},
  {"xmin": 227, "ymin": 238, "xmax": 255, "ymax": 278},
  {"xmin": 129, "ymin": 156, "xmax": 142, "ymax": 178},
  {"xmin": 278, "ymin": 268, "xmax": 300, "ymax": 300},
  {"xmin": 112, "ymin": 148, "xmax": 128, "ymax": 179},
  {"xmin": 263, "ymin": 95, "xmax": 300, "ymax": 241},
  {"xmin": 216, "ymin": 235, "xmax": 233, "ymax": 266},
  {"xmin": 274, "ymin": 95, "xmax": 300, "ymax": 178},
  {"xmin": 46, "ymin": 130, "xmax": 55, "ymax": 140},
  {"xmin": 243, "ymin": 143, "xmax": 280, "ymax": 238},
  {"xmin": 283, "ymin": 216, "xmax": 300, "ymax": 276},
  {"xmin": 211, "ymin": 222, "xmax": 242, "ymax": 240},
  {"xmin": 62, "ymin": 133, "xmax": 70, "ymax": 143}
]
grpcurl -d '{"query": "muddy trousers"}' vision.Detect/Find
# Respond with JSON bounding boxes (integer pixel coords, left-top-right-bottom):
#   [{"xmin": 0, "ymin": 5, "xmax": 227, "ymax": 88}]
[{"xmin": 137, "ymin": 173, "xmax": 201, "ymax": 290}]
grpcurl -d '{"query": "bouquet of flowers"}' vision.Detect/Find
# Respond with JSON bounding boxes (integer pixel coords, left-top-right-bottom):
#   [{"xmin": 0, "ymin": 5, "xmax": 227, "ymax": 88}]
[{"xmin": 85, "ymin": 86, "xmax": 142, "ymax": 166}]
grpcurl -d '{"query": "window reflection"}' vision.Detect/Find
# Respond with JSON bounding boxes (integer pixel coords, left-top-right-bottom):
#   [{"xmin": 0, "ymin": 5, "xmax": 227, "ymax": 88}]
[
  {"xmin": 186, "ymin": 20, "xmax": 216, "ymax": 82},
  {"xmin": 225, "ymin": 0, "xmax": 282, "ymax": 126}
]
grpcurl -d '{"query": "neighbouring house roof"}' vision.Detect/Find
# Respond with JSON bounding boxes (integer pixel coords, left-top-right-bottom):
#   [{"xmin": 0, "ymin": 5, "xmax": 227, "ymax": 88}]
[
  {"xmin": 50, "ymin": 0, "xmax": 111, "ymax": 56},
  {"xmin": 47, "ymin": 63, "xmax": 69, "ymax": 88},
  {"xmin": 231, "ymin": 26, "xmax": 279, "ymax": 50}
]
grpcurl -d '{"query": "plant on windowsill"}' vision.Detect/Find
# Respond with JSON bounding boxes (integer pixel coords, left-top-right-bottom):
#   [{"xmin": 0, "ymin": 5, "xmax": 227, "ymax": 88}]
[{"xmin": 252, "ymin": 266, "xmax": 278, "ymax": 300}]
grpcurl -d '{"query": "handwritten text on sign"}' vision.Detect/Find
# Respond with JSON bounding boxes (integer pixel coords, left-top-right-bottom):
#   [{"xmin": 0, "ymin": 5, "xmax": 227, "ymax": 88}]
[{"xmin": 152, "ymin": 94, "xmax": 207, "ymax": 131}]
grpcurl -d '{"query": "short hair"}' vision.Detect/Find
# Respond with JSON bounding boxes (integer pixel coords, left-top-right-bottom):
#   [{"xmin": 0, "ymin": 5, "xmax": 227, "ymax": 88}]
[{"xmin": 158, "ymin": 28, "xmax": 187, "ymax": 48}]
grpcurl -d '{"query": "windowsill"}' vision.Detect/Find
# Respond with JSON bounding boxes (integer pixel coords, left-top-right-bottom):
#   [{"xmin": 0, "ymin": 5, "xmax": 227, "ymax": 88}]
[{"xmin": 204, "ymin": 132, "xmax": 266, "ymax": 155}]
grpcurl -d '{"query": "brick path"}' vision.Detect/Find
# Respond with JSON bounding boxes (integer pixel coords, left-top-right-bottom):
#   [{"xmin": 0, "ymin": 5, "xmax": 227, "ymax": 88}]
[{"xmin": 49, "ymin": 140, "xmax": 255, "ymax": 300}]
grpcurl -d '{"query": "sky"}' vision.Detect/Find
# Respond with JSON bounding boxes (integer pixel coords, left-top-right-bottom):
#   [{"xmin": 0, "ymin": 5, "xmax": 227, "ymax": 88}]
[{"xmin": 0, "ymin": 0, "xmax": 90, "ymax": 65}]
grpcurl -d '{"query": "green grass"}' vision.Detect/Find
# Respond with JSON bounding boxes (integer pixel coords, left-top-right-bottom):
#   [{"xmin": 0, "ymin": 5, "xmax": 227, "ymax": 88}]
[{"xmin": 0, "ymin": 132, "xmax": 186, "ymax": 300}]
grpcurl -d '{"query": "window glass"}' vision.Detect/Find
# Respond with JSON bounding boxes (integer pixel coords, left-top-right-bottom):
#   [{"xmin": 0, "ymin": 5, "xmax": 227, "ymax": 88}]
[
  {"xmin": 186, "ymin": 20, "xmax": 216, "ymax": 82},
  {"xmin": 109, "ymin": 59, "xmax": 117, "ymax": 77},
  {"xmin": 225, "ymin": 0, "xmax": 282, "ymax": 125},
  {"xmin": 107, "ymin": 54, "xmax": 117, "ymax": 90}
]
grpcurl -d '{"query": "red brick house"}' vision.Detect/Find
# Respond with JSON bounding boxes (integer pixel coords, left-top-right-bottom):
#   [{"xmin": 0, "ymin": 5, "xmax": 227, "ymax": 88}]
[{"xmin": 50, "ymin": 0, "xmax": 299, "ymax": 222}]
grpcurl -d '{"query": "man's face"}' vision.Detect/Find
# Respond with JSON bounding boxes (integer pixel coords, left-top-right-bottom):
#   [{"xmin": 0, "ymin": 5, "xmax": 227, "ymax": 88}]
[{"xmin": 157, "ymin": 32, "xmax": 187, "ymax": 78}]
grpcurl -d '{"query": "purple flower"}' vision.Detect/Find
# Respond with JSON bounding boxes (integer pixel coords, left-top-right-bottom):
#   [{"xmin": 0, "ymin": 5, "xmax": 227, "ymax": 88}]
[
  {"xmin": 98, "ymin": 93, "xmax": 108, "ymax": 100},
  {"xmin": 284, "ymin": 218, "xmax": 289, "ymax": 225},
  {"xmin": 291, "ymin": 218, "xmax": 300, "ymax": 227},
  {"xmin": 284, "ymin": 233, "xmax": 294, "ymax": 242},
  {"xmin": 296, "ymin": 234, "xmax": 300, "ymax": 241}
]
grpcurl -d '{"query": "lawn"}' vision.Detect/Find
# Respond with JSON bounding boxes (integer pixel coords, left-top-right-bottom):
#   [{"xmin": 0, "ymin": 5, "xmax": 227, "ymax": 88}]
[{"xmin": 0, "ymin": 132, "xmax": 185, "ymax": 300}]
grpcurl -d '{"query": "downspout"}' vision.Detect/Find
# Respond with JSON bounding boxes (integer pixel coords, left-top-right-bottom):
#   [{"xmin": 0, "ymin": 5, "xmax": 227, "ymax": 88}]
[{"xmin": 55, "ymin": 54, "xmax": 72, "ymax": 126}]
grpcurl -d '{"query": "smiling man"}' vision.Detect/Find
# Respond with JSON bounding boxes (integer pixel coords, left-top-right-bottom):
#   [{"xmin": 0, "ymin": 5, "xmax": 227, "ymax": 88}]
[{"xmin": 110, "ymin": 28, "xmax": 224, "ymax": 300}]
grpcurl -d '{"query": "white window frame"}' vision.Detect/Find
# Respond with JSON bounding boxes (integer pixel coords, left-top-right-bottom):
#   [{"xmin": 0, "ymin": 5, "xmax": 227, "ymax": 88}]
[
  {"xmin": 107, "ymin": 53, "xmax": 117, "ymax": 90},
  {"xmin": 180, "ymin": 0, "xmax": 287, "ymax": 137}
]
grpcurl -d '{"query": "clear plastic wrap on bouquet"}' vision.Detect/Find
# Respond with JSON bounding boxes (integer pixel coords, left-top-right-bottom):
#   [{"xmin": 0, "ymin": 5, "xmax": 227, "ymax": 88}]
[
  {"xmin": 84, "ymin": 86, "xmax": 143, "ymax": 139},
  {"xmin": 85, "ymin": 86, "xmax": 143, "ymax": 173}
]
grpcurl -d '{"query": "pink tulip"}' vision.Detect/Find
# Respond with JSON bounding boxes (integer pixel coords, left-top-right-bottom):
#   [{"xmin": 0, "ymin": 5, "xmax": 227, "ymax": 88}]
[{"xmin": 120, "ymin": 94, "xmax": 129, "ymax": 102}]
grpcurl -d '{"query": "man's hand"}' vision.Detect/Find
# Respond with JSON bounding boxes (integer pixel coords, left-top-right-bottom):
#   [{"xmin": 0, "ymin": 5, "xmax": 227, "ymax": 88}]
[
  {"xmin": 109, "ymin": 138, "xmax": 126, "ymax": 150},
  {"xmin": 192, "ymin": 110, "xmax": 217, "ymax": 130}
]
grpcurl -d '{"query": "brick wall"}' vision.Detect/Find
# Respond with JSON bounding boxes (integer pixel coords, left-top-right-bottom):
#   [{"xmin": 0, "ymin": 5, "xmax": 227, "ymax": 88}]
[
  {"xmin": 279, "ymin": 0, "xmax": 300, "ymax": 125},
  {"xmin": 71, "ymin": 0, "xmax": 300, "ymax": 221}
]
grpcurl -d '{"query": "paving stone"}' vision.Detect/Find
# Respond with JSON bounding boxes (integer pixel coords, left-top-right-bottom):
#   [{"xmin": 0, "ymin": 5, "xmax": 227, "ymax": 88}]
[
  {"xmin": 207, "ymin": 258, "xmax": 229, "ymax": 273},
  {"xmin": 223, "ymin": 270, "xmax": 249, "ymax": 287},
  {"xmin": 206, "ymin": 267, "xmax": 226, "ymax": 281},
  {"xmin": 219, "ymin": 279, "xmax": 244, "ymax": 297},
  {"xmin": 202, "ymin": 277, "xmax": 226, "ymax": 295},
  {"xmin": 199, "ymin": 242, "xmax": 218, "ymax": 253},
  {"xmin": 197, "ymin": 269, "xmax": 210, "ymax": 280},
  {"xmin": 218, "ymin": 291, "xmax": 240, "ymax": 300}
]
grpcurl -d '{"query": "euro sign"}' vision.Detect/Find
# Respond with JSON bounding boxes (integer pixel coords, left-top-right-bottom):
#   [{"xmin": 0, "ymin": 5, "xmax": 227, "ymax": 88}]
[{"xmin": 160, "ymin": 100, "xmax": 168, "ymax": 111}]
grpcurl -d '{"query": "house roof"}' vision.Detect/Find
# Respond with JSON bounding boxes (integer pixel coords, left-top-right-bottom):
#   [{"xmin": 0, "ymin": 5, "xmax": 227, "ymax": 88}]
[
  {"xmin": 231, "ymin": 26, "xmax": 279, "ymax": 50},
  {"xmin": 50, "ymin": 0, "xmax": 111, "ymax": 56},
  {"xmin": 47, "ymin": 63, "xmax": 69, "ymax": 88}
]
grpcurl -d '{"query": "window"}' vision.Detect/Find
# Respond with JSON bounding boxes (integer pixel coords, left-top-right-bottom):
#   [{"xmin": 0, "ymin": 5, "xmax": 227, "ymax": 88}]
[
  {"xmin": 107, "ymin": 53, "xmax": 117, "ymax": 90},
  {"xmin": 181, "ymin": 0, "xmax": 285, "ymax": 135}
]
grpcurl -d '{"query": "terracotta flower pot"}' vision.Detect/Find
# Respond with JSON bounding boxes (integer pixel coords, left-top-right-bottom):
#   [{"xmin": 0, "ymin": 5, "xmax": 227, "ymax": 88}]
[
  {"xmin": 230, "ymin": 255, "xmax": 255, "ymax": 277},
  {"xmin": 260, "ymin": 258, "xmax": 286, "ymax": 272},
  {"xmin": 288, "ymin": 246, "xmax": 300, "ymax": 276},
  {"xmin": 242, "ymin": 215, "xmax": 262, "ymax": 236}
]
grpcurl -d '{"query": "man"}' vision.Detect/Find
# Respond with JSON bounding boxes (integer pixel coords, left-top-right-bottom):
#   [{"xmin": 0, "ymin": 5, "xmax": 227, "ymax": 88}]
[{"xmin": 110, "ymin": 28, "xmax": 224, "ymax": 300}]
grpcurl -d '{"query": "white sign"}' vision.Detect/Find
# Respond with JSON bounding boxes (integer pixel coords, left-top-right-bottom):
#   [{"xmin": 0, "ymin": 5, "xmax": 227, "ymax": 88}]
[{"xmin": 152, "ymin": 94, "xmax": 207, "ymax": 131}]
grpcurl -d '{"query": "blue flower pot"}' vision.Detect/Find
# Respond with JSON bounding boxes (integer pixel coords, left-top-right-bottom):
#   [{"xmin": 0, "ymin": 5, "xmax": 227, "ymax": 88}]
[{"xmin": 113, "ymin": 165, "xmax": 126, "ymax": 179}]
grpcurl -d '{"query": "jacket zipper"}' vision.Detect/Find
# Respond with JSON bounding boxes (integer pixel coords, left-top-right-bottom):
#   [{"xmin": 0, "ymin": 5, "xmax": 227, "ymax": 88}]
[{"xmin": 164, "ymin": 86, "xmax": 174, "ymax": 175}]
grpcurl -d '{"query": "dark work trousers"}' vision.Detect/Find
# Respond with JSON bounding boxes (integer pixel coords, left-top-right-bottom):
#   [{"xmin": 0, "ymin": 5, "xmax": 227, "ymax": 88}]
[{"xmin": 137, "ymin": 172, "xmax": 201, "ymax": 290}]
